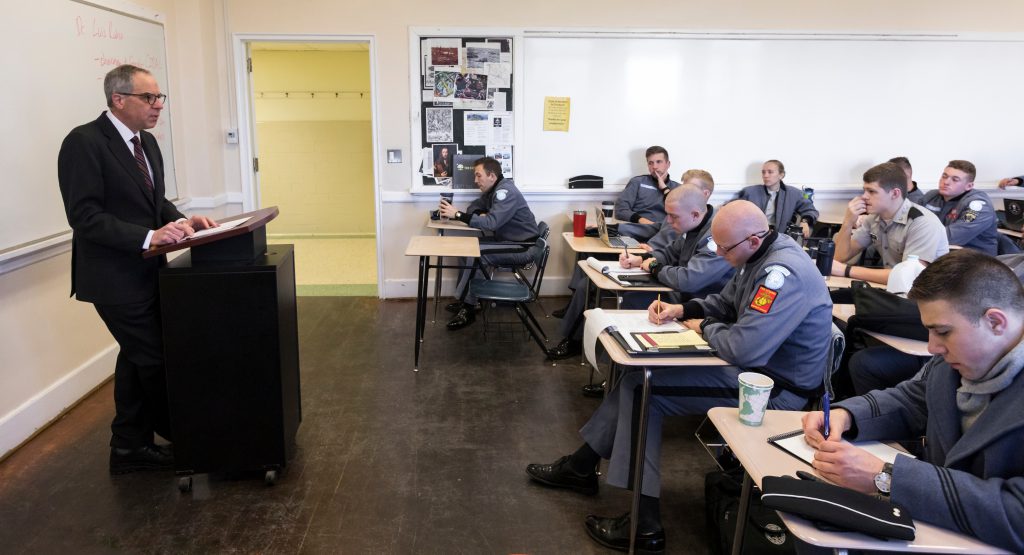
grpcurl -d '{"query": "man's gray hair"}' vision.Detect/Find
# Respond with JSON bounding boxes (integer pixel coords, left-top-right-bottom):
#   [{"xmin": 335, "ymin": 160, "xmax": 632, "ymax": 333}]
[{"xmin": 104, "ymin": 65, "xmax": 150, "ymax": 108}]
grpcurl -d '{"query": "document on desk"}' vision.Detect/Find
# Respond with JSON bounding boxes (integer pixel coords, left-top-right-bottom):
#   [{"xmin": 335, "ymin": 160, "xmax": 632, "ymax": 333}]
[
  {"xmin": 586, "ymin": 257, "xmax": 649, "ymax": 286},
  {"xmin": 582, "ymin": 308, "xmax": 683, "ymax": 369},
  {"xmin": 768, "ymin": 429, "xmax": 914, "ymax": 467},
  {"xmin": 187, "ymin": 216, "xmax": 251, "ymax": 240}
]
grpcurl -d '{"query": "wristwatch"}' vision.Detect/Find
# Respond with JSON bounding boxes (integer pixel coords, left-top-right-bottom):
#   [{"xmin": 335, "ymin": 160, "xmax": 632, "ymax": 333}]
[
  {"xmin": 699, "ymin": 317, "xmax": 715, "ymax": 332},
  {"xmin": 873, "ymin": 462, "xmax": 893, "ymax": 495},
  {"xmin": 455, "ymin": 211, "xmax": 462, "ymax": 220}
]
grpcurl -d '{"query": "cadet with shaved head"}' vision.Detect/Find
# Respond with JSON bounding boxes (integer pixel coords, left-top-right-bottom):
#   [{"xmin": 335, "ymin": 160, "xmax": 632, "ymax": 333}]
[{"xmin": 526, "ymin": 201, "xmax": 833, "ymax": 553}]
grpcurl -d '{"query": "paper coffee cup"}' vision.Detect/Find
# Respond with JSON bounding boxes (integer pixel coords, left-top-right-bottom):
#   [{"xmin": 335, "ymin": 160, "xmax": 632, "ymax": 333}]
[{"xmin": 738, "ymin": 372, "xmax": 774, "ymax": 426}]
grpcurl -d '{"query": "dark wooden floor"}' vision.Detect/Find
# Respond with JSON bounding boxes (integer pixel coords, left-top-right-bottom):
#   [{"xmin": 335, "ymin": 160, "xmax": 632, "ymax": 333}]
[{"xmin": 0, "ymin": 297, "xmax": 717, "ymax": 554}]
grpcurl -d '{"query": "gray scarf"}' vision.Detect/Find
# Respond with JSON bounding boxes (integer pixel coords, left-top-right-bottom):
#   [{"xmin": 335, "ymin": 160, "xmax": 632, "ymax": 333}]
[{"xmin": 958, "ymin": 337, "xmax": 1024, "ymax": 432}]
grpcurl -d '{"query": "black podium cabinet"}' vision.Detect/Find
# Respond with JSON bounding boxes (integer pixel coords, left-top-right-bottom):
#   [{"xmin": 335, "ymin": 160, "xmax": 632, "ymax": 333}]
[{"xmin": 159, "ymin": 242, "xmax": 301, "ymax": 487}]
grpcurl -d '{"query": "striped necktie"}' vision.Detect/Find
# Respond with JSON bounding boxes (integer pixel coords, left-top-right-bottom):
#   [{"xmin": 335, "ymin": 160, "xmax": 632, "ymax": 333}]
[{"xmin": 130, "ymin": 136, "xmax": 155, "ymax": 191}]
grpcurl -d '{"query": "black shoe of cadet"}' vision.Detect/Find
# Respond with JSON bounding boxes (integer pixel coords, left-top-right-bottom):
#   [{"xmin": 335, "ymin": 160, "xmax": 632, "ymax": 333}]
[
  {"xmin": 109, "ymin": 444, "xmax": 174, "ymax": 475},
  {"xmin": 546, "ymin": 337, "xmax": 582, "ymax": 360},
  {"xmin": 551, "ymin": 305, "xmax": 569, "ymax": 319},
  {"xmin": 525, "ymin": 455, "xmax": 598, "ymax": 495},
  {"xmin": 446, "ymin": 305, "xmax": 476, "ymax": 330},
  {"xmin": 584, "ymin": 512, "xmax": 666, "ymax": 554}
]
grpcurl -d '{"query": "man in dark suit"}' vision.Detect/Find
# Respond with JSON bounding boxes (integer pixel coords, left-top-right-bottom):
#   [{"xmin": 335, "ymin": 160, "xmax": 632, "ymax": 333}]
[{"xmin": 57, "ymin": 64, "xmax": 217, "ymax": 474}]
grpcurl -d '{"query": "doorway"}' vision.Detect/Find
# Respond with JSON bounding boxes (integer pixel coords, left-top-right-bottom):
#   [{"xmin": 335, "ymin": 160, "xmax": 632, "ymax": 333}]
[{"xmin": 246, "ymin": 41, "xmax": 379, "ymax": 296}]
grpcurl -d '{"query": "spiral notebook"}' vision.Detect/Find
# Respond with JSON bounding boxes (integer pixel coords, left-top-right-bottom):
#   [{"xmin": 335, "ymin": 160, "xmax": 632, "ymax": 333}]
[{"xmin": 767, "ymin": 429, "xmax": 913, "ymax": 467}]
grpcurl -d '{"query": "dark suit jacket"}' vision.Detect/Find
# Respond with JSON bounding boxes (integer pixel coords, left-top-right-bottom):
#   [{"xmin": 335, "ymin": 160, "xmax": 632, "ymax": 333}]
[{"xmin": 57, "ymin": 112, "xmax": 184, "ymax": 305}]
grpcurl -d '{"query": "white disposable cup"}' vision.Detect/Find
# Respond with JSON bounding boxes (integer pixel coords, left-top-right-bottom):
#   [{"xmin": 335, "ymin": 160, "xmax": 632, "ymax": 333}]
[{"xmin": 738, "ymin": 372, "xmax": 774, "ymax": 426}]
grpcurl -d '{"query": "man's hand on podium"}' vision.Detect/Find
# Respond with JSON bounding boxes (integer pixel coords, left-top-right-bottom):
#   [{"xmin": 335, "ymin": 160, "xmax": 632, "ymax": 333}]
[{"xmin": 152, "ymin": 221, "xmax": 191, "ymax": 245}]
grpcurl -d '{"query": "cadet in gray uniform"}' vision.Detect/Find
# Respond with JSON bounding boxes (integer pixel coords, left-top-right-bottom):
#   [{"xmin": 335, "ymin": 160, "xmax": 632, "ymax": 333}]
[
  {"xmin": 736, "ymin": 159, "xmax": 818, "ymax": 236},
  {"xmin": 438, "ymin": 157, "xmax": 540, "ymax": 330},
  {"xmin": 920, "ymin": 160, "xmax": 998, "ymax": 255},
  {"xmin": 832, "ymin": 162, "xmax": 949, "ymax": 285},
  {"xmin": 614, "ymin": 145, "xmax": 679, "ymax": 227},
  {"xmin": 526, "ymin": 201, "xmax": 833, "ymax": 553},
  {"xmin": 888, "ymin": 156, "xmax": 926, "ymax": 204},
  {"xmin": 801, "ymin": 250, "xmax": 1024, "ymax": 554},
  {"xmin": 547, "ymin": 176, "xmax": 720, "ymax": 360}
]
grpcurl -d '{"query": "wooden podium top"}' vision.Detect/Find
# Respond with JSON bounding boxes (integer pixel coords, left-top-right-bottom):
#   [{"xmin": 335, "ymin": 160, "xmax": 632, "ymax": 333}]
[{"xmin": 143, "ymin": 206, "xmax": 278, "ymax": 259}]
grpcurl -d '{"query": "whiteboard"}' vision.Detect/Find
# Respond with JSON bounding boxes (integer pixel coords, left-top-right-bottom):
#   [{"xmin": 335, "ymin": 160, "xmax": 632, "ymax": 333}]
[
  {"xmin": 0, "ymin": 0, "xmax": 174, "ymax": 256},
  {"xmin": 520, "ymin": 34, "xmax": 1024, "ymax": 189}
]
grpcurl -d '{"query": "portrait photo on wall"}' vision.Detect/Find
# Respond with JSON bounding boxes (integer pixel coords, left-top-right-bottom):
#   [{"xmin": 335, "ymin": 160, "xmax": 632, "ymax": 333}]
[{"xmin": 432, "ymin": 143, "xmax": 456, "ymax": 178}]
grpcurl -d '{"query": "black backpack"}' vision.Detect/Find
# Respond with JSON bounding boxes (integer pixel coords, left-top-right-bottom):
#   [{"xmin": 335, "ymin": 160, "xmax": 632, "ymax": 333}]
[{"xmin": 705, "ymin": 460, "xmax": 795, "ymax": 555}]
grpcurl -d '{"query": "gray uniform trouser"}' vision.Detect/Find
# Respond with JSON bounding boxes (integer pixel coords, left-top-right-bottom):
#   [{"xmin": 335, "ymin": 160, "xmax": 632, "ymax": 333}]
[
  {"xmin": 454, "ymin": 241, "xmax": 533, "ymax": 305},
  {"xmin": 579, "ymin": 365, "xmax": 808, "ymax": 497}
]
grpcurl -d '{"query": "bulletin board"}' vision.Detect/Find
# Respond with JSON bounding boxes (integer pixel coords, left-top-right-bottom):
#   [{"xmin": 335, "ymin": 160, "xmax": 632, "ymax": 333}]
[{"xmin": 413, "ymin": 35, "xmax": 514, "ymax": 190}]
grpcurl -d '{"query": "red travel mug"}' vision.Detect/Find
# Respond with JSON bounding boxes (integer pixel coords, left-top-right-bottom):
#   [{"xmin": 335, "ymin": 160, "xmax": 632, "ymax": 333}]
[{"xmin": 573, "ymin": 210, "xmax": 587, "ymax": 237}]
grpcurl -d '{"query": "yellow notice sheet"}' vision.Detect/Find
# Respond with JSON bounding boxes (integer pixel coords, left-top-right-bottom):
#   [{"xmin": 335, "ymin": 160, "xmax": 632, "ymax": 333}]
[{"xmin": 543, "ymin": 96, "xmax": 571, "ymax": 132}]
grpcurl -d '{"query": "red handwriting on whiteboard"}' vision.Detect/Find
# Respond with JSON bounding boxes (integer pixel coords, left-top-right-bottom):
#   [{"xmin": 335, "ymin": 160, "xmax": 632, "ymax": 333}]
[
  {"xmin": 75, "ymin": 16, "xmax": 86, "ymax": 36},
  {"xmin": 75, "ymin": 16, "xmax": 125, "ymax": 40}
]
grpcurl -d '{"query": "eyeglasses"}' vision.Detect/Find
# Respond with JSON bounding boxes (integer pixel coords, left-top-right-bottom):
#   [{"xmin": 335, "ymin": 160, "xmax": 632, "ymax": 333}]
[
  {"xmin": 718, "ymin": 230, "xmax": 770, "ymax": 254},
  {"xmin": 116, "ymin": 92, "xmax": 167, "ymax": 106}
]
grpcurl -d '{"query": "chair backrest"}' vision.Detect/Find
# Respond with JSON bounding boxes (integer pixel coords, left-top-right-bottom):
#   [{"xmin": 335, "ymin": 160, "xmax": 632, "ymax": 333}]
[
  {"xmin": 518, "ymin": 236, "xmax": 550, "ymax": 300},
  {"xmin": 536, "ymin": 220, "xmax": 550, "ymax": 240}
]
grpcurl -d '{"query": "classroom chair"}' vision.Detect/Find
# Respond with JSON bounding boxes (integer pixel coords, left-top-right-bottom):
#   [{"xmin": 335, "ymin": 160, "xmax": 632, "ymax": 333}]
[{"xmin": 469, "ymin": 235, "xmax": 550, "ymax": 354}]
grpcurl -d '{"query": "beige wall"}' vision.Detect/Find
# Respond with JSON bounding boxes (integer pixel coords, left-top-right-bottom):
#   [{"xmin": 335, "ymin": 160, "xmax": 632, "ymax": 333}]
[
  {"xmin": 252, "ymin": 49, "xmax": 375, "ymax": 236},
  {"xmin": 4, "ymin": 0, "xmax": 1024, "ymax": 457}
]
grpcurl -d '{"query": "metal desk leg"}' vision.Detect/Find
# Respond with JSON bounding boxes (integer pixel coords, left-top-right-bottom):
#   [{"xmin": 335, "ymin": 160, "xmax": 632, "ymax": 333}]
[
  {"xmin": 628, "ymin": 368, "xmax": 652, "ymax": 555},
  {"xmin": 433, "ymin": 255, "xmax": 444, "ymax": 323},
  {"xmin": 414, "ymin": 255, "xmax": 429, "ymax": 371},
  {"xmin": 730, "ymin": 471, "xmax": 753, "ymax": 555}
]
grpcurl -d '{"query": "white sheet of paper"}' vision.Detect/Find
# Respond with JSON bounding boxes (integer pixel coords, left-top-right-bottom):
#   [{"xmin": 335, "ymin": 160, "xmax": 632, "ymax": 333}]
[
  {"xmin": 463, "ymin": 111, "xmax": 491, "ymax": 145},
  {"xmin": 486, "ymin": 144, "xmax": 513, "ymax": 177},
  {"xmin": 490, "ymin": 111, "xmax": 514, "ymax": 144},
  {"xmin": 189, "ymin": 216, "xmax": 251, "ymax": 239},
  {"xmin": 772, "ymin": 433, "xmax": 913, "ymax": 467}
]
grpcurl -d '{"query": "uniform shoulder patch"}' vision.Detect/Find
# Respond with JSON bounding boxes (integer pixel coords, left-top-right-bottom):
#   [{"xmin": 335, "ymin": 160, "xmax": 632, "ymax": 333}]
[
  {"xmin": 750, "ymin": 285, "xmax": 778, "ymax": 314},
  {"xmin": 495, "ymin": 189, "xmax": 508, "ymax": 201},
  {"xmin": 969, "ymin": 200, "xmax": 985, "ymax": 211},
  {"xmin": 763, "ymin": 265, "xmax": 790, "ymax": 289}
]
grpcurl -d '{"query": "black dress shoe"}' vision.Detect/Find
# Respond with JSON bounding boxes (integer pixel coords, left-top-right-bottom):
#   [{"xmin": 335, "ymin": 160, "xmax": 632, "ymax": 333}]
[
  {"xmin": 546, "ymin": 337, "xmax": 582, "ymax": 360},
  {"xmin": 525, "ymin": 455, "xmax": 598, "ymax": 495},
  {"xmin": 446, "ymin": 307, "xmax": 476, "ymax": 330},
  {"xmin": 584, "ymin": 512, "xmax": 665, "ymax": 554},
  {"xmin": 109, "ymin": 444, "xmax": 174, "ymax": 475},
  {"xmin": 551, "ymin": 305, "xmax": 569, "ymax": 319},
  {"xmin": 445, "ymin": 301, "xmax": 463, "ymax": 314}
]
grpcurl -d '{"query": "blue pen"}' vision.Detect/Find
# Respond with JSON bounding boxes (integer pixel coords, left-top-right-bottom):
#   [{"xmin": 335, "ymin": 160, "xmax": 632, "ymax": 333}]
[{"xmin": 822, "ymin": 393, "xmax": 831, "ymax": 439}]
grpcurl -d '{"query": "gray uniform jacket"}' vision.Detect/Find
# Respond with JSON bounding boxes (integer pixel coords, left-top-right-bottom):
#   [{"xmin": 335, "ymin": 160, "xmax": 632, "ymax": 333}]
[
  {"xmin": 998, "ymin": 253, "xmax": 1024, "ymax": 281},
  {"xmin": 851, "ymin": 199, "xmax": 949, "ymax": 266},
  {"xmin": 690, "ymin": 234, "xmax": 833, "ymax": 394},
  {"xmin": 465, "ymin": 178, "xmax": 539, "ymax": 242},
  {"xmin": 921, "ymin": 189, "xmax": 998, "ymax": 255},
  {"xmin": 736, "ymin": 182, "xmax": 819, "ymax": 230},
  {"xmin": 649, "ymin": 206, "xmax": 734, "ymax": 297},
  {"xmin": 837, "ymin": 354, "xmax": 1024, "ymax": 553},
  {"xmin": 614, "ymin": 174, "xmax": 679, "ymax": 223},
  {"xmin": 906, "ymin": 181, "xmax": 925, "ymax": 204}
]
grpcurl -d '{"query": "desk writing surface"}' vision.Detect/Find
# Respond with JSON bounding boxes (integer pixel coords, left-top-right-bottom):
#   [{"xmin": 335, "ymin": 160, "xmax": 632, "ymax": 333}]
[
  {"xmin": 426, "ymin": 216, "xmax": 481, "ymax": 233},
  {"xmin": 561, "ymin": 231, "xmax": 646, "ymax": 254},
  {"xmin": 589, "ymin": 311, "xmax": 729, "ymax": 367},
  {"xmin": 578, "ymin": 260, "xmax": 672, "ymax": 293},
  {"xmin": 405, "ymin": 236, "xmax": 480, "ymax": 258},
  {"xmin": 707, "ymin": 407, "xmax": 1010, "ymax": 554},
  {"xmin": 831, "ymin": 304, "xmax": 931, "ymax": 357},
  {"xmin": 998, "ymin": 227, "xmax": 1023, "ymax": 239}
]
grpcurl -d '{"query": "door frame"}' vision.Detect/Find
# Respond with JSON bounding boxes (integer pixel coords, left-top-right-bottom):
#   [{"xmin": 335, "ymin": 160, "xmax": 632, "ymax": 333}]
[{"xmin": 232, "ymin": 33, "xmax": 385, "ymax": 298}]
